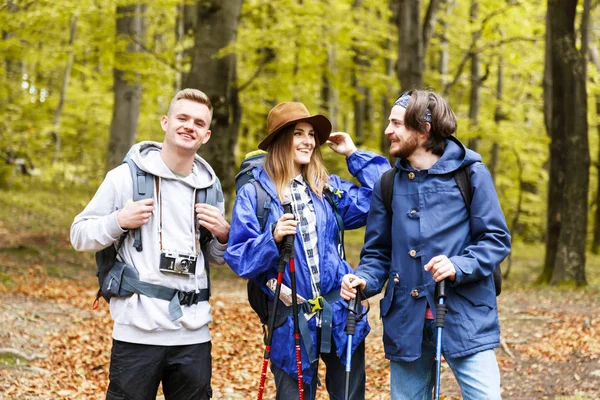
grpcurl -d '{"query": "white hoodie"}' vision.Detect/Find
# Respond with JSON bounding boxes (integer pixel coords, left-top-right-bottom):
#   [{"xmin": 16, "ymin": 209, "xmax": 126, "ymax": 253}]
[{"xmin": 71, "ymin": 141, "xmax": 226, "ymax": 345}]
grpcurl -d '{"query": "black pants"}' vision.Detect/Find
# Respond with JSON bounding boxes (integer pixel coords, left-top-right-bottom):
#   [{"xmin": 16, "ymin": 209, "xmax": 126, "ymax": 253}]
[
  {"xmin": 271, "ymin": 338, "xmax": 366, "ymax": 400},
  {"xmin": 106, "ymin": 340, "xmax": 212, "ymax": 400}
]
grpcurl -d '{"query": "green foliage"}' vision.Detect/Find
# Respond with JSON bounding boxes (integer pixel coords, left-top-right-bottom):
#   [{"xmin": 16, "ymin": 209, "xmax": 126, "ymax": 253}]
[{"xmin": 1, "ymin": 0, "xmax": 598, "ymax": 250}]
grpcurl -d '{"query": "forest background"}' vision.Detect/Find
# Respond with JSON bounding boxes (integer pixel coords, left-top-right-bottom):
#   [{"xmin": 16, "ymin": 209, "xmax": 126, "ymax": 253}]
[{"xmin": 0, "ymin": 0, "xmax": 599, "ymax": 399}]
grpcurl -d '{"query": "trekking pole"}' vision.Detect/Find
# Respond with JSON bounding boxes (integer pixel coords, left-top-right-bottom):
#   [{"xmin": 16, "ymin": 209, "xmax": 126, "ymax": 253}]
[
  {"xmin": 344, "ymin": 288, "xmax": 362, "ymax": 400},
  {"xmin": 285, "ymin": 201, "xmax": 305, "ymax": 400},
  {"xmin": 434, "ymin": 280, "xmax": 447, "ymax": 400},
  {"xmin": 256, "ymin": 201, "xmax": 294, "ymax": 400}
]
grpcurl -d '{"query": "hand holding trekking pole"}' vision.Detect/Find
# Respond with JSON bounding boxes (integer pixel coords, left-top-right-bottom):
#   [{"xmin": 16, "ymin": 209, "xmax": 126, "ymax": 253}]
[
  {"xmin": 424, "ymin": 255, "xmax": 456, "ymax": 282},
  {"xmin": 434, "ymin": 280, "xmax": 447, "ymax": 400},
  {"xmin": 340, "ymin": 274, "xmax": 367, "ymax": 301},
  {"xmin": 273, "ymin": 213, "xmax": 298, "ymax": 243}
]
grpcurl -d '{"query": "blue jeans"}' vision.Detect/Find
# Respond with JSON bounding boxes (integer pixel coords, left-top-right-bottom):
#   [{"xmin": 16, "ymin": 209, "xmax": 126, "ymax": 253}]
[{"xmin": 390, "ymin": 320, "xmax": 501, "ymax": 400}]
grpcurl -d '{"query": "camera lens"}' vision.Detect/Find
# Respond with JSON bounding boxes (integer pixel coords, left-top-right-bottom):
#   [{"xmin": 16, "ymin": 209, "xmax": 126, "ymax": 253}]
[{"xmin": 179, "ymin": 259, "xmax": 190, "ymax": 272}]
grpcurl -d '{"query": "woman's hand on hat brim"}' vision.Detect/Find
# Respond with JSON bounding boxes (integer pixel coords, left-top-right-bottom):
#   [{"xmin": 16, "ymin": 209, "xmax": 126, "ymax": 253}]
[{"xmin": 327, "ymin": 132, "xmax": 357, "ymax": 157}]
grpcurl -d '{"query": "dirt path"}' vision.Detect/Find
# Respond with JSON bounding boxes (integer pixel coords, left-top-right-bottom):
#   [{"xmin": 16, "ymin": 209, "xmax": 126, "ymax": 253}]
[{"xmin": 0, "ymin": 276, "xmax": 598, "ymax": 399}]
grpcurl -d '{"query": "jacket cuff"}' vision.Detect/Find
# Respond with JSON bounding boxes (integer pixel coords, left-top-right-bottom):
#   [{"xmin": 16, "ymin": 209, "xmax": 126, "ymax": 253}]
[
  {"xmin": 346, "ymin": 149, "xmax": 371, "ymax": 176},
  {"xmin": 110, "ymin": 210, "xmax": 127, "ymax": 238}
]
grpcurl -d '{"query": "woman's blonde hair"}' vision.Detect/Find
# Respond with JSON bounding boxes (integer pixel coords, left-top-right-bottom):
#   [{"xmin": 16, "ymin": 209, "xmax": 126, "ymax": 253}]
[{"xmin": 264, "ymin": 123, "xmax": 329, "ymax": 201}]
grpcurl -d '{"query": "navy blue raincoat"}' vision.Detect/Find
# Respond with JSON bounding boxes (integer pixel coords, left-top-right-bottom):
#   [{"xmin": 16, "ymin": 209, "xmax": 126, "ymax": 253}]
[
  {"xmin": 356, "ymin": 137, "xmax": 511, "ymax": 361},
  {"xmin": 225, "ymin": 150, "xmax": 390, "ymax": 383}
]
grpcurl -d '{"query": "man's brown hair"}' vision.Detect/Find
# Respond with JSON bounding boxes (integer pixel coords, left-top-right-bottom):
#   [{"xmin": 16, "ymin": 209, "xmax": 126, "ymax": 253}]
[{"xmin": 404, "ymin": 90, "xmax": 457, "ymax": 156}]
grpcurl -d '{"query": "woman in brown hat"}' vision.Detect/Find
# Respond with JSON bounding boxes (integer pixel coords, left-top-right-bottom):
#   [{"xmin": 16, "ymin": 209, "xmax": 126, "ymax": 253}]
[{"xmin": 225, "ymin": 102, "xmax": 389, "ymax": 399}]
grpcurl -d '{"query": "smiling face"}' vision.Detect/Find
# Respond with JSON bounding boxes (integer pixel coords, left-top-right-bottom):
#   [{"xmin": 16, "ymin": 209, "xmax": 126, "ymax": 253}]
[
  {"xmin": 161, "ymin": 99, "xmax": 212, "ymax": 155},
  {"xmin": 291, "ymin": 121, "xmax": 316, "ymax": 172},
  {"xmin": 385, "ymin": 105, "xmax": 420, "ymax": 159}
]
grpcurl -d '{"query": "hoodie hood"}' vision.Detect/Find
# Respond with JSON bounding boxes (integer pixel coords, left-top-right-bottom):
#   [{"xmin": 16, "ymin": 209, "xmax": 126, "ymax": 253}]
[
  {"xmin": 396, "ymin": 136, "xmax": 481, "ymax": 175},
  {"xmin": 128, "ymin": 141, "xmax": 216, "ymax": 189}
]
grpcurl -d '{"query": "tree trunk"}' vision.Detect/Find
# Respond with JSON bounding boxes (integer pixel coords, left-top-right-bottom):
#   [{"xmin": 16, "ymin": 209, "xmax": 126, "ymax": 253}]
[
  {"xmin": 395, "ymin": 0, "xmax": 424, "ymax": 90},
  {"xmin": 490, "ymin": 51, "xmax": 503, "ymax": 182},
  {"xmin": 2, "ymin": 1, "xmax": 21, "ymax": 106},
  {"xmin": 352, "ymin": 0, "xmax": 367, "ymax": 146},
  {"xmin": 467, "ymin": 0, "xmax": 480, "ymax": 152},
  {"xmin": 52, "ymin": 14, "xmax": 78, "ymax": 164},
  {"xmin": 175, "ymin": 1, "xmax": 197, "ymax": 90},
  {"xmin": 542, "ymin": 0, "xmax": 589, "ymax": 285},
  {"xmin": 587, "ymin": 13, "xmax": 600, "ymax": 253},
  {"xmin": 106, "ymin": 4, "xmax": 146, "ymax": 172},
  {"xmin": 382, "ymin": 0, "xmax": 399, "ymax": 157},
  {"xmin": 184, "ymin": 0, "xmax": 243, "ymax": 201},
  {"xmin": 438, "ymin": 0, "xmax": 453, "ymax": 88}
]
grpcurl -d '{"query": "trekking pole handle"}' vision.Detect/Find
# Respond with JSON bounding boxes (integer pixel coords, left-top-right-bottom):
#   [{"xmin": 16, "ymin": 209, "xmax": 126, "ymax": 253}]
[
  {"xmin": 435, "ymin": 280, "xmax": 446, "ymax": 301},
  {"xmin": 346, "ymin": 289, "xmax": 362, "ymax": 336},
  {"xmin": 282, "ymin": 202, "xmax": 295, "ymax": 256},
  {"xmin": 435, "ymin": 280, "xmax": 447, "ymax": 329}
]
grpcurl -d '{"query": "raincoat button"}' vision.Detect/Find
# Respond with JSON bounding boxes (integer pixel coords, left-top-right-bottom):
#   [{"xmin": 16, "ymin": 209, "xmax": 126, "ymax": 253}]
[
  {"xmin": 408, "ymin": 172, "xmax": 415, "ymax": 180},
  {"xmin": 410, "ymin": 209, "xmax": 417, "ymax": 214},
  {"xmin": 409, "ymin": 249, "xmax": 417, "ymax": 257},
  {"xmin": 411, "ymin": 289, "xmax": 419, "ymax": 298},
  {"xmin": 393, "ymin": 274, "xmax": 400, "ymax": 284}
]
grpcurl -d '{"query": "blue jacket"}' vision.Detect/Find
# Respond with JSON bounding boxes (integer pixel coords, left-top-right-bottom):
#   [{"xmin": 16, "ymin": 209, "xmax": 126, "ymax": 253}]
[
  {"xmin": 356, "ymin": 137, "xmax": 511, "ymax": 361},
  {"xmin": 225, "ymin": 150, "xmax": 390, "ymax": 383}
]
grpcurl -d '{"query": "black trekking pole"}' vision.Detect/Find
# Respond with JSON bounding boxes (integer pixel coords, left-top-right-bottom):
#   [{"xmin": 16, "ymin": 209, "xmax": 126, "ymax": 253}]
[
  {"xmin": 434, "ymin": 280, "xmax": 447, "ymax": 400},
  {"xmin": 285, "ymin": 201, "xmax": 305, "ymax": 400},
  {"xmin": 257, "ymin": 202, "xmax": 295, "ymax": 400},
  {"xmin": 344, "ymin": 288, "xmax": 363, "ymax": 400}
]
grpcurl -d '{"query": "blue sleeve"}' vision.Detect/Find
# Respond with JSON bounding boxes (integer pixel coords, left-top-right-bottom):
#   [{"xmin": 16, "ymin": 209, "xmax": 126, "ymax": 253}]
[
  {"xmin": 353, "ymin": 178, "xmax": 392, "ymax": 298},
  {"xmin": 224, "ymin": 184, "xmax": 281, "ymax": 280},
  {"xmin": 330, "ymin": 149, "xmax": 391, "ymax": 230},
  {"xmin": 450, "ymin": 163, "xmax": 511, "ymax": 285}
]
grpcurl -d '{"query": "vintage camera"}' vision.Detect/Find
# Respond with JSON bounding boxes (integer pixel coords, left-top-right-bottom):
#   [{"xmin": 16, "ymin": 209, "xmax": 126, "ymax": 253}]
[{"xmin": 159, "ymin": 250, "xmax": 197, "ymax": 276}]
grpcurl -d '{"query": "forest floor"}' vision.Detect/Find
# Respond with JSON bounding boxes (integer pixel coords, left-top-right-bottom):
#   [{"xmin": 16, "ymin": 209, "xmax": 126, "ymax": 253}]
[{"xmin": 0, "ymin": 185, "xmax": 599, "ymax": 399}]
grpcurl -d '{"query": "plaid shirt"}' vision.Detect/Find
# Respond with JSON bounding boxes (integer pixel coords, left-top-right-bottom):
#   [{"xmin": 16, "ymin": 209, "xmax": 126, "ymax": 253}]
[{"xmin": 290, "ymin": 175, "xmax": 321, "ymax": 301}]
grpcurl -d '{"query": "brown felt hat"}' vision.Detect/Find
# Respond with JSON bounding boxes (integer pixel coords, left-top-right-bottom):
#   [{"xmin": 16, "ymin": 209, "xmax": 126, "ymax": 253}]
[{"xmin": 258, "ymin": 102, "xmax": 332, "ymax": 151}]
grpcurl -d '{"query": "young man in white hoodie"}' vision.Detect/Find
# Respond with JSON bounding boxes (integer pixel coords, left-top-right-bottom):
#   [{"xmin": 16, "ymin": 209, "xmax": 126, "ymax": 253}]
[{"xmin": 71, "ymin": 89, "xmax": 230, "ymax": 400}]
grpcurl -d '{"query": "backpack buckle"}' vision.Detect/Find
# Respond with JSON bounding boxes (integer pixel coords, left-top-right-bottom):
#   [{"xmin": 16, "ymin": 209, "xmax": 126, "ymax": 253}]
[
  {"xmin": 178, "ymin": 290, "xmax": 198, "ymax": 306},
  {"xmin": 307, "ymin": 296, "xmax": 324, "ymax": 313}
]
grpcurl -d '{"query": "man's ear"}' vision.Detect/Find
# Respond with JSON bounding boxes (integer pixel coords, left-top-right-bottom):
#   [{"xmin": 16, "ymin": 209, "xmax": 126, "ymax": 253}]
[
  {"xmin": 202, "ymin": 130, "xmax": 212, "ymax": 144},
  {"xmin": 160, "ymin": 115, "xmax": 168, "ymax": 132}
]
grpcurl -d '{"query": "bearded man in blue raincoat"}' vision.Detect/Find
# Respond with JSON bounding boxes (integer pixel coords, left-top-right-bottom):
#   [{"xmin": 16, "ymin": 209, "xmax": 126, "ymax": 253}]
[{"xmin": 342, "ymin": 89, "xmax": 511, "ymax": 400}]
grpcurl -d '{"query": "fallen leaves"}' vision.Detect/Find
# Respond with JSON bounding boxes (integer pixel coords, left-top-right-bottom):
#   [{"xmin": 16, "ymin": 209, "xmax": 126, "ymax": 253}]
[{"xmin": 1, "ymin": 270, "xmax": 599, "ymax": 399}]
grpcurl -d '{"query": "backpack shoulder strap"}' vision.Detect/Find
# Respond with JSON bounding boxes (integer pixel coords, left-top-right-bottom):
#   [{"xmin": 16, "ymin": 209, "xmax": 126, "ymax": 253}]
[
  {"xmin": 123, "ymin": 154, "xmax": 153, "ymax": 252},
  {"xmin": 251, "ymin": 180, "xmax": 272, "ymax": 232},
  {"xmin": 453, "ymin": 166, "xmax": 472, "ymax": 209},
  {"xmin": 381, "ymin": 167, "xmax": 398, "ymax": 216},
  {"xmin": 196, "ymin": 178, "xmax": 224, "ymax": 249},
  {"xmin": 323, "ymin": 188, "xmax": 346, "ymax": 260}
]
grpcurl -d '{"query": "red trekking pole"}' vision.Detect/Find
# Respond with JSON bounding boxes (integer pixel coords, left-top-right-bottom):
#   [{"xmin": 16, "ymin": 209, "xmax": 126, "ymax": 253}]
[
  {"xmin": 286, "ymin": 201, "xmax": 305, "ymax": 399},
  {"xmin": 257, "ymin": 202, "xmax": 300, "ymax": 400}
]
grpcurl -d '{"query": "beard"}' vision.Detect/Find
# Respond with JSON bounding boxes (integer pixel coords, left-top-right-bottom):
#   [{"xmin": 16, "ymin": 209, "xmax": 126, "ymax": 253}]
[{"xmin": 390, "ymin": 131, "xmax": 419, "ymax": 159}]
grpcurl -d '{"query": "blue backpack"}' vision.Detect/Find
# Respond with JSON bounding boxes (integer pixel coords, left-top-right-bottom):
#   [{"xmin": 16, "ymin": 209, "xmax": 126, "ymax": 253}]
[
  {"xmin": 94, "ymin": 149, "xmax": 223, "ymax": 320},
  {"xmin": 235, "ymin": 151, "xmax": 345, "ymax": 329}
]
